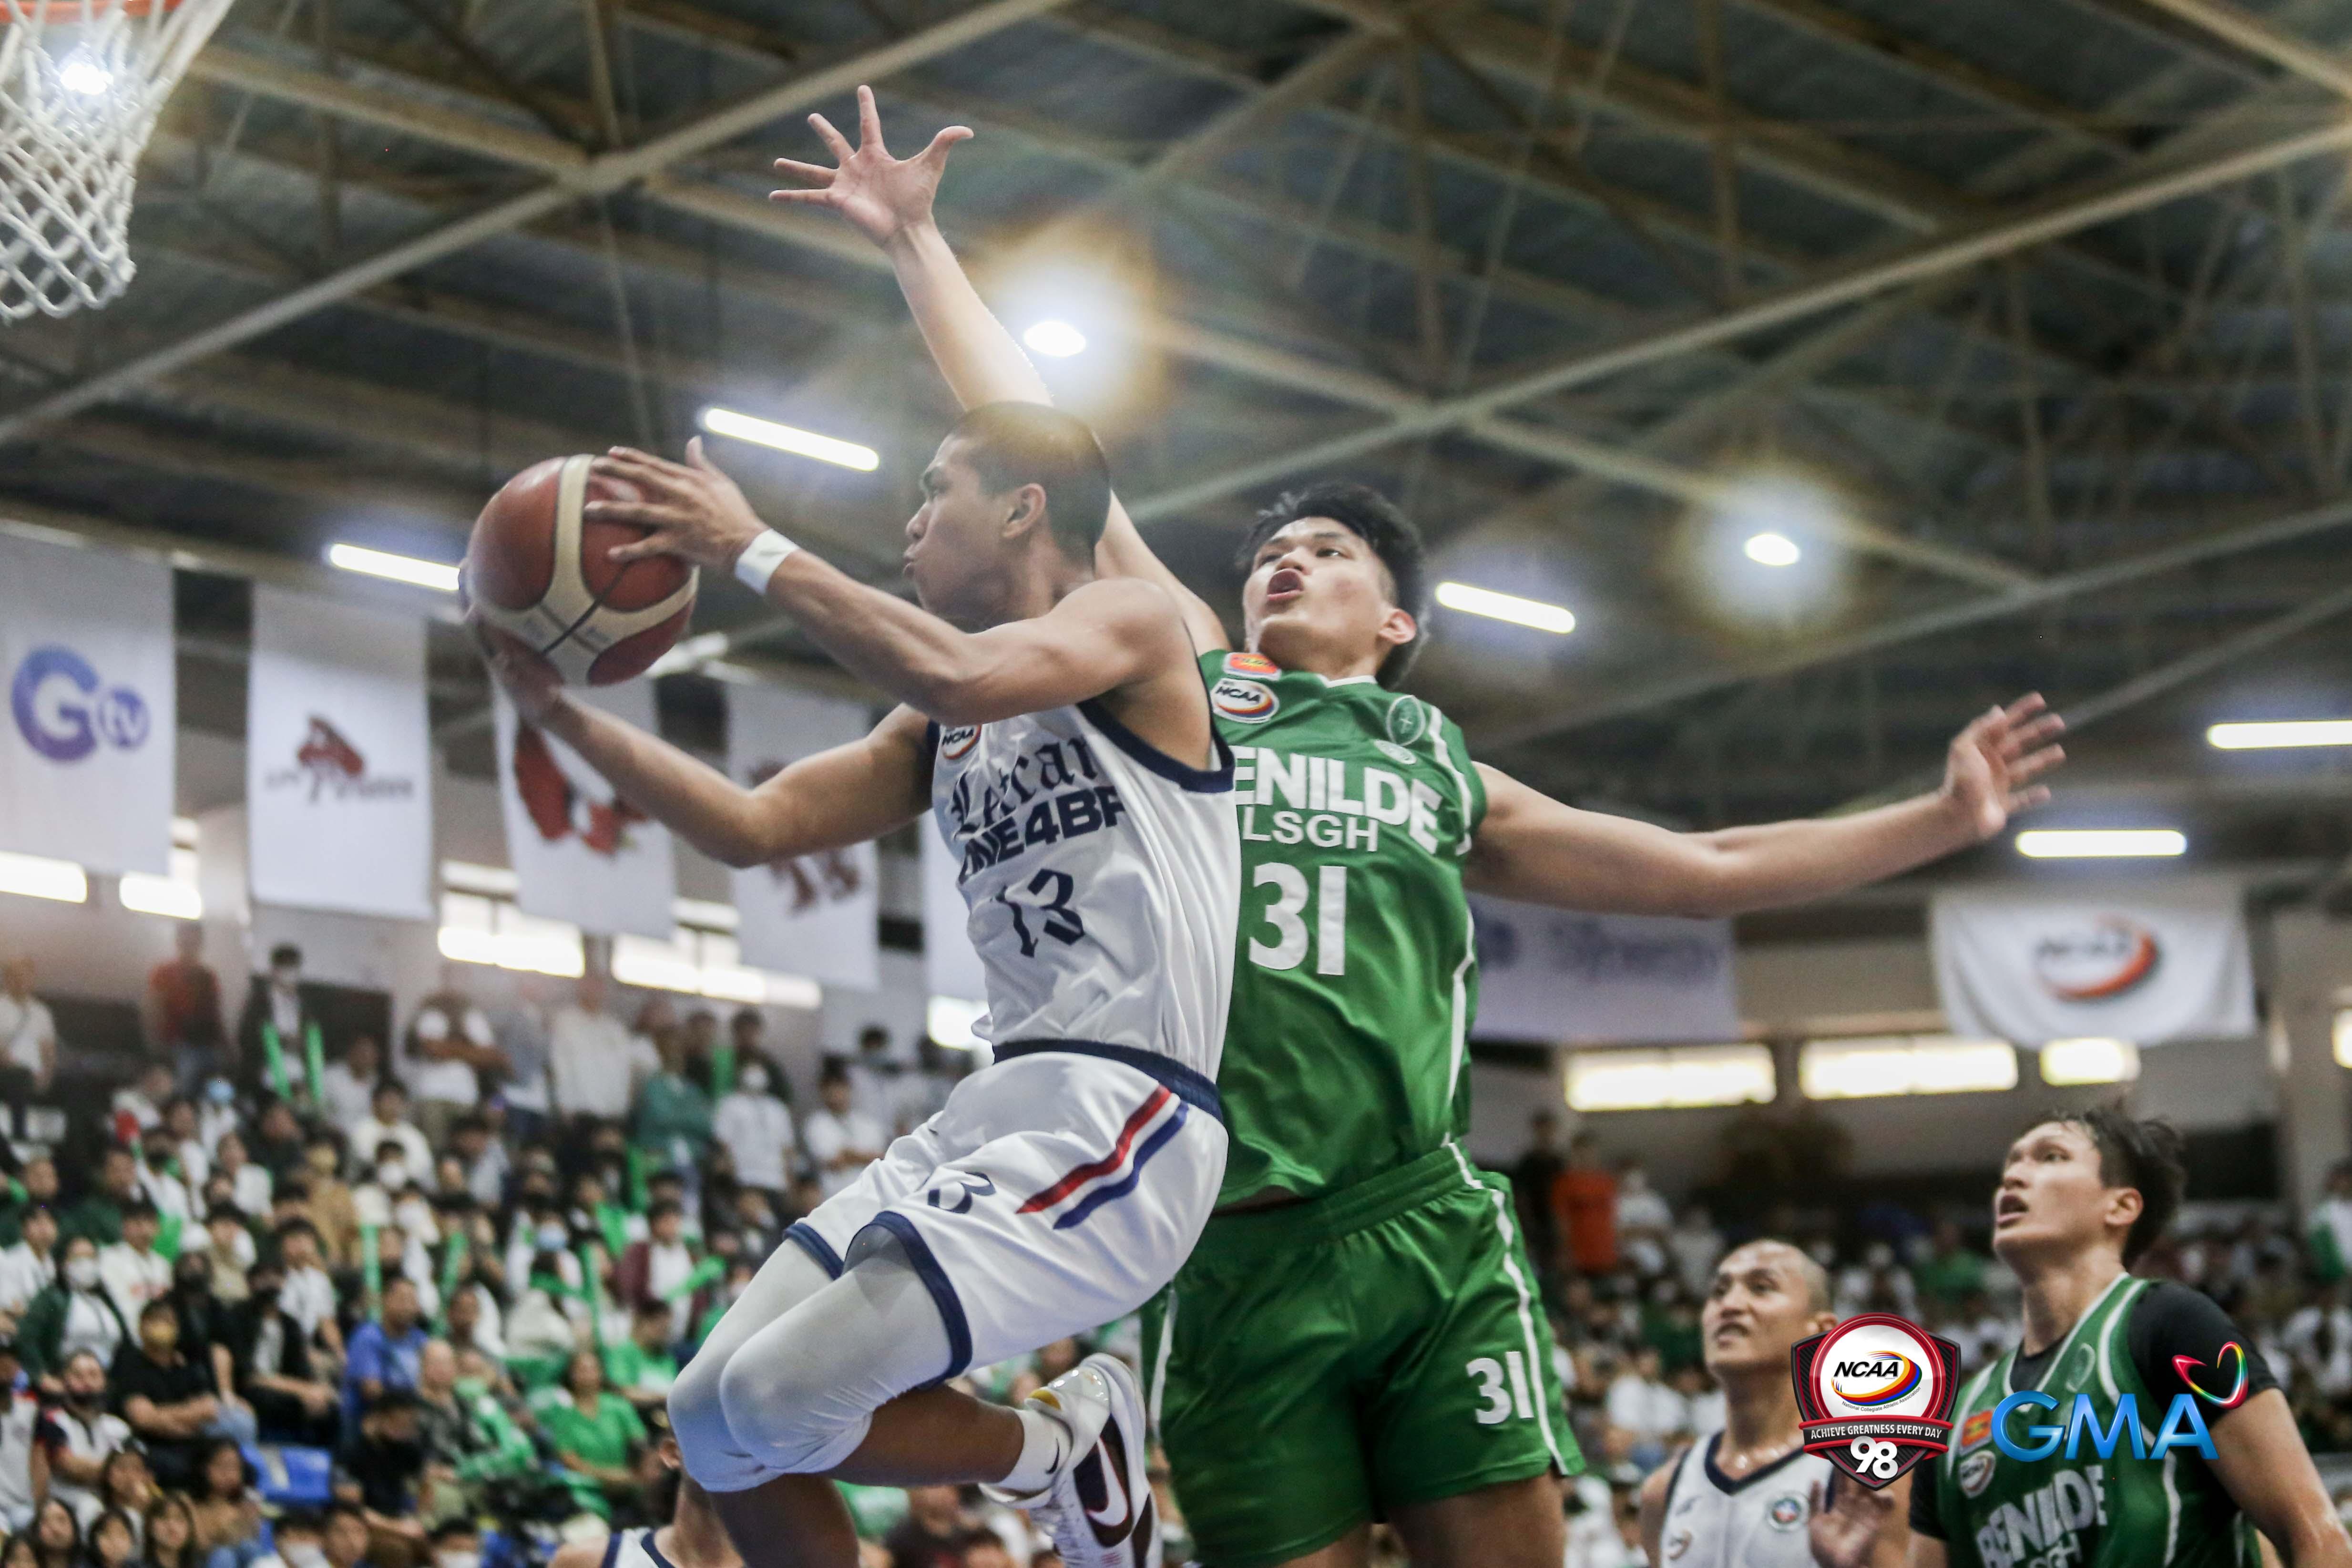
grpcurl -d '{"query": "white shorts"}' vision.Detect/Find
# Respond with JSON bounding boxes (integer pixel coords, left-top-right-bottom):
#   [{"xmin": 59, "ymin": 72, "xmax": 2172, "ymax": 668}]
[{"xmin": 785, "ymin": 1042, "xmax": 1227, "ymax": 1379}]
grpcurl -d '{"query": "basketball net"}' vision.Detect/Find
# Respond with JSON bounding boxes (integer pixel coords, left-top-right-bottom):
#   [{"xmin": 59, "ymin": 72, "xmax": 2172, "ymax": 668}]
[{"xmin": 0, "ymin": 0, "xmax": 232, "ymax": 320}]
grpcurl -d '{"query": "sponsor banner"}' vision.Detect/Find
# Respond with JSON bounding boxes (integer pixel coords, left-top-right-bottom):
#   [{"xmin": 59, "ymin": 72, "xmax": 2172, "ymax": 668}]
[
  {"xmin": 493, "ymin": 684, "xmax": 676, "ymax": 941},
  {"xmin": 247, "ymin": 589, "xmax": 433, "ymax": 920},
  {"xmin": 726, "ymin": 685, "xmax": 878, "ymax": 990},
  {"xmin": 1470, "ymin": 897, "xmax": 1739, "ymax": 1044},
  {"xmin": 921, "ymin": 822, "xmax": 986, "ymax": 1006},
  {"xmin": 0, "ymin": 534, "xmax": 174, "ymax": 876},
  {"xmin": 1930, "ymin": 880, "xmax": 2255, "ymax": 1045}
]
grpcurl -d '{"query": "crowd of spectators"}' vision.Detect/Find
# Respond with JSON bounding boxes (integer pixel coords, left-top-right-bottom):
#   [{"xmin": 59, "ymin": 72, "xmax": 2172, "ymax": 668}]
[
  {"xmin": 0, "ymin": 942, "xmax": 1135, "ymax": 1568},
  {"xmin": 25, "ymin": 933, "xmax": 2352, "ymax": 1568},
  {"xmin": 1512, "ymin": 1111, "xmax": 2352, "ymax": 1568}
]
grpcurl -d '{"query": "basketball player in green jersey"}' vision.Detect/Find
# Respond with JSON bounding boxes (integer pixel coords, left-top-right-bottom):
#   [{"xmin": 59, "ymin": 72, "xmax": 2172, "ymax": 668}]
[
  {"xmin": 1818, "ymin": 1108, "xmax": 2349, "ymax": 1568},
  {"xmin": 773, "ymin": 91, "xmax": 2066, "ymax": 1568}
]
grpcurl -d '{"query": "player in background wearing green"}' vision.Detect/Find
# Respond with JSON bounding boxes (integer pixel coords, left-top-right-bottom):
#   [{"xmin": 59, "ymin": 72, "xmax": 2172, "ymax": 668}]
[
  {"xmin": 773, "ymin": 90, "xmax": 2067, "ymax": 1568},
  {"xmin": 1816, "ymin": 1109, "xmax": 2349, "ymax": 1568}
]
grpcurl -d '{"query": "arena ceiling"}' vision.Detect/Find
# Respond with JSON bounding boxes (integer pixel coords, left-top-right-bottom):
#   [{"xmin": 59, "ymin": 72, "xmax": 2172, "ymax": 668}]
[{"xmin": 8, "ymin": 0, "xmax": 2352, "ymax": 892}]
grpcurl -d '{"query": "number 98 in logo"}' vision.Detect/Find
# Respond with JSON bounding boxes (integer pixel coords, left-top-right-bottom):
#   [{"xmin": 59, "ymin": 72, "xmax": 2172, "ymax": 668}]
[{"xmin": 1789, "ymin": 1314, "xmax": 1961, "ymax": 1490}]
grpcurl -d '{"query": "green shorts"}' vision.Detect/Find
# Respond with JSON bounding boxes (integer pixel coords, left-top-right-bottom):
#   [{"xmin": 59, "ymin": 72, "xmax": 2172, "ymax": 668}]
[{"xmin": 1141, "ymin": 1148, "xmax": 1579, "ymax": 1568}]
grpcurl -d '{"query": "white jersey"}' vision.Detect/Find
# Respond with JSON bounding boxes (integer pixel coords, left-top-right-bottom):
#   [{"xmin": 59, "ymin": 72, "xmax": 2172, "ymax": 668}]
[
  {"xmin": 1655, "ymin": 1434, "xmax": 1837, "ymax": 1568},
  {"xmin": 931, "ymin": 697, "xmax": 1237, "ymax": 1078},
  {"xmin": 598, "ymin": 1528, "xmax": 662, "ymax": 1568}
]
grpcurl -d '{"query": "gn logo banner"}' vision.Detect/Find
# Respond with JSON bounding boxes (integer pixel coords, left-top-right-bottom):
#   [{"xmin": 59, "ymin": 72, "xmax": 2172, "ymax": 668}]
[{"xmin": 1791, "ymin": 1313, "xmax": 1962, "ymax": 1489}]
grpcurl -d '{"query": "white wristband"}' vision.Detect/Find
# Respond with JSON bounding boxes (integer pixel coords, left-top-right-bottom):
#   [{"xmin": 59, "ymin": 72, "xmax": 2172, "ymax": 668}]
[{"xmin": 732, "ymin": 530, "xmax": 799, "ymax": 594}]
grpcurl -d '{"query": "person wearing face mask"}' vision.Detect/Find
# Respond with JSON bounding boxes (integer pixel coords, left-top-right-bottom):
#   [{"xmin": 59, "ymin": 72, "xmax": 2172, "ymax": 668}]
[
  {"xmin": 30, "ymin": 1351, "xmax": 126, "ymax": 1526},
  {"xmin": 109, "ymin": 1299, "xmax": 252, "ymax": 1490},
  {"xmin": 712, "ymin": 1060, "xmax": 794, "ymax": 1198},
  {"xmin": 420, "ymin": 1523, "xmax": 481, "ymax": 1568},
  {"xmin": 233, "ymin": 947, "xmax": 321, "ymax": 1112},
  {"xmin": 265, "ymin": 1221, "xmax": 343, "ymax": 1365},
  {"xmin": 60, "ymin": 1152, "xmax": 140, "ymax": 1251},
  {"xmin": 19, "ymin": 1243, "xmax": 125, "ymax": 1387},
  {"xmin": 133, "ymin": 1133, "xmax": 190, "ymax": 1226},
  {"xmin": 348, "ymin": 1085, "xmax": 430, "ymax": 1192},
  {"xmin": 220, "ymin": 1257, "xmax": 336, "ymax": 1447},
  {"xmin": 254, "ymin": 1512, "xmax": 329, "ymax": 1568}
]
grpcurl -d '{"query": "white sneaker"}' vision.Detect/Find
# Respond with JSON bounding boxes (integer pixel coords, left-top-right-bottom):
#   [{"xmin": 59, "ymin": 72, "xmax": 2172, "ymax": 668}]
[{"xmin": 985, "ymin": 1353, "xmax": 1159, "ymax": 1568}]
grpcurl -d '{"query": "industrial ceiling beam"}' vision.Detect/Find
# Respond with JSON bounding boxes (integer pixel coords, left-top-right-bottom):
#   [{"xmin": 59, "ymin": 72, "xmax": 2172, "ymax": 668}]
[
  {"xmin": 1120, "ymin": 112, "xmax": 2352, "ymax": 524},
  {"xmin": 1475, "ymin": 489, "xmax": 2352, "ymax": 753},
  {"xmin": 0, "ymin": 0, "xmax": 1082, "ymax": 447}
]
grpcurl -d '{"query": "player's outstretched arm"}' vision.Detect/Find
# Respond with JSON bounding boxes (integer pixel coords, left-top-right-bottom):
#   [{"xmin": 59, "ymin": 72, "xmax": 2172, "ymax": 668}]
[
  {"xmin": 1466, "ymin": 696, "xmax": 2065, "ymax": 916},
  {"xmin": 2207, "ymin": 1390, "xmax": 2352, "ymax": 1565},
  {"xmin": 772, "ymin": 86, "xmax": 1229, "ymax": 656},
  {"xmin": 590, "ymin": 442, "xmax": 1191, "ymax": 724},
  {"xmin": 477, "ymin": 637, "xmax": 930, "ymax": 869}
]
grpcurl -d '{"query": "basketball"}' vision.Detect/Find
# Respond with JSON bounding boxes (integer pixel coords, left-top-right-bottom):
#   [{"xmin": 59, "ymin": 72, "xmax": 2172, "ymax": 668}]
[{"xmin": 464, "ymin": 453, "xmax": 697, "ymax": 686}]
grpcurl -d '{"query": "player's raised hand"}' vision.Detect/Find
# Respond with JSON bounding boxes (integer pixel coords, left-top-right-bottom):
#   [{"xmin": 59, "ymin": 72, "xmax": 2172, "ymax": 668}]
[
  {"xmin": 1806, "ymin": 1476, "xmax": 1897, "ymax": 1568},
  {"xmin": 771, "ymin": 83, "xmax": 972, "ymax": 249},
  {"xmin": 590, "ymin": 440, "xmax": 769, "ymax": 574},
  {"xmin": 1941, "ymin": 692, "xmax": 2066, "ymax": 840}
]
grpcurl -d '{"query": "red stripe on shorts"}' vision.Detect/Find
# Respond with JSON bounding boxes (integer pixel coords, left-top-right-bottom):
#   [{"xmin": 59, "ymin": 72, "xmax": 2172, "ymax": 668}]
[{"xmin": 1018, "ymin": 1086, "xmax": 1173, "ymax": 1214}]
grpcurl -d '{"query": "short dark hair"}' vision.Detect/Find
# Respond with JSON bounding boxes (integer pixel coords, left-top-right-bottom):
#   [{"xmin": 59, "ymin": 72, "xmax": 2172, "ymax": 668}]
[
  {"xmin": 2052, "ymin": 1104, "xmax": 2186, "ymax": 1266},
  {"xmin": 269, "ymin": 944, "xmax": 301, "ymax": 968},
  {"xmin": 1236, "ymin": 482, "xmax": 1430, "ymax": 686},
  {"xmin": 138, "ymin": 1298, "xmax": 176, "ymax": 1324},
  {"xmin": 646, "ymin": 1199, "xmax": 683, "ymax": 1223},
  {"xmin": 946, "ymin": 402, "xmax": 1113, "ymax": 563}
]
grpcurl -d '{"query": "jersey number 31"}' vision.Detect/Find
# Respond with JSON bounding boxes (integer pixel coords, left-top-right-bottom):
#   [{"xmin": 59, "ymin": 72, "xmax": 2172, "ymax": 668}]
[{"xmin": 1248, "ymin": 862, "xmax": 1348, "ymax": 976}]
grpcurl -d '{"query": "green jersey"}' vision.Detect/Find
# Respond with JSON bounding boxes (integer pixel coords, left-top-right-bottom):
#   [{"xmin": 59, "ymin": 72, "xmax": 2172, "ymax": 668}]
[
  {"xmin": 1200, "ymin": 650, "xmax": 1487, "ymax": 1206},
  {"xmin": 1926, "ymin": 1275, "xmax": 2262, "ymax": 1568}
]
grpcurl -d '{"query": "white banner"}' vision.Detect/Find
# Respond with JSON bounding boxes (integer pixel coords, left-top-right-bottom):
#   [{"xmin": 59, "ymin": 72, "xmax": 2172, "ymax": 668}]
[
  {"xmin": 247, "ymin": 589, "xmax": 433, "ymax": 920},
  {"xmin": 726, "ymin": 685, "xmax": 878, "ymax": 989},
  {"xmin": 494, "ymin": 684, "xmax": 676, "ymax": 940},
  {"xmin": 1931, "ymin": 879, "xmax": 2256, "ymax": 1045},
  {"xmin": 922, "ymin": 824, "xmax": 986, "ymax": 1003},
  {"xmin": 1470, "ymin": 897, "xmax": 1740, "ymax": 1044},
  {"xmin": 0, "ymin": 534, "xmax": 174, "ymax": 876}
]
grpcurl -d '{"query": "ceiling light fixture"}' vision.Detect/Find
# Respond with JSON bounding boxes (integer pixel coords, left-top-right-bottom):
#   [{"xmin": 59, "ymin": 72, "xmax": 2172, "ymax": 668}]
[
  {"xmin": 698, "ymin": 407, "xmax": 879, "ymax": 471},
  {"xmin": 327, "ymin": 543, "xmax": 460, "ymax": 592},
  {"xmin": 1433, "ymin": 581, "xmax": 1575, "ymax": 635},
  {"xmin": 2207, "ymin": 719, "xmax": 2352, "ymax": 749},
  {"xmin": 1022, "ymin": 320, "xmax": 1087, "ymax": 358},
  {"xmin": 2015, "ymin": 829, "xmax": 2187, "ymax": 859}
]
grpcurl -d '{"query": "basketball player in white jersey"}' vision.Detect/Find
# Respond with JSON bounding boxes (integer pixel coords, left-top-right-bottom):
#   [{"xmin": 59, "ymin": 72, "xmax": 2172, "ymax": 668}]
[
  {"xmin": 475, "ymin": 407, "xmax": 1238, "ymax": 1568},
  {"xmin": 1640, "ymin": 1240, "xmax": 1906, "ymax": 1568},
  {"xmin": 551, "ymin": 1438, "xmax": 742, "ymax": 1568}
]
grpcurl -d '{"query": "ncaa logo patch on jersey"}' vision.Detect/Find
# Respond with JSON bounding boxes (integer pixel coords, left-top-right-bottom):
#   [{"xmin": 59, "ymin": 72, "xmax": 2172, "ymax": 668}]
[
  {"xmin": 1958, "ymin": 1449, "xmax": 1996, "ymax": 1497},
  {"xmin": 1211, "ymin": 678, "xmax": 1279, "ymax": 724},
  {"xmin": 939, "ymin": 724, "xmax": 982, "ymax": 761},
  {"xmin": 1386, "ymin": 694, "xmax": 1430, "ymax": 746},
  {"xmin": 1768, "ymin": 1495, "xmax": 1806, "ymax": 1530},
  {"xmin": 1224, "ymin": 651, "xmax": 1280, "ymax": 677}
]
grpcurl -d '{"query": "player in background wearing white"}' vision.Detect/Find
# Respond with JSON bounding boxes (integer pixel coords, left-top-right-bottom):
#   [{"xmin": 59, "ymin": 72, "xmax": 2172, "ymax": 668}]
[
  {"xmin": 1639, "ymin": 1241, "xmax": 1906, "ymax": 1568},
  {"xmin": 475, "ymin": 399, "xmax": 1237, "ymax": 1568},
  {"xmin": 771, "ymin": 91, "xmax": 2067, "ymax": 1568},
  {"xmin": 551, "ymin": 1437, "xmax": 743, "ymax": 1568}
]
